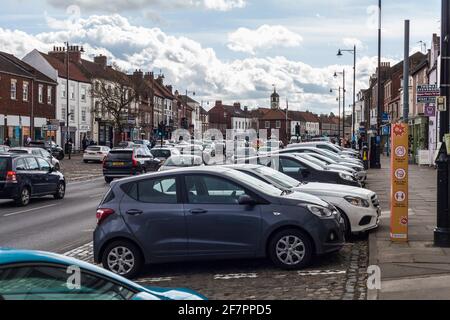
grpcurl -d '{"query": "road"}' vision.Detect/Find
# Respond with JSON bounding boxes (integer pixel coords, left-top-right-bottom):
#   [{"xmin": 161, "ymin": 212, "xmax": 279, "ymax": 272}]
[{"xmin": 0, "ymin": 178, "xmax": 108, "ymax": 253}]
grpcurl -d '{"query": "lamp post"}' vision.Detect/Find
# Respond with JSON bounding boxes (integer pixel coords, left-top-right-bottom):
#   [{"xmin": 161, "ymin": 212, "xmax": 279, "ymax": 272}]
[
  {"xmin": 330, "ymin": 87, "xmax": 343, "ymax": 142},
  {"xmin": 373, "ymin": 0, "xmax": 382, "ymax": 169},
  {"xmin": 337, "ymin": 46, "xmax": 357, "ymax": 148},
  {"xmin": 334, "ymin": 70, "xmax": 346, "ymax": 145},
  {"xmin": 434, "ymin": 0, "xmax": 450, "ymax": 247}
]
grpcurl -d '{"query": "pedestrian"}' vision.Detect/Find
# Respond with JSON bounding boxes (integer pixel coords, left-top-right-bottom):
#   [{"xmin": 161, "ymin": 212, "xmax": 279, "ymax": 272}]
[
  {"xmin": 26, "ymin": 136, "xmax": 32, "ymax": 146},
  {"xmin": 82, "ymin": 135, "xmax": 88, "ymax": 151},
  {"xmin": 4, "ymin": 137, "xmax": 11, "ymax": 147}
]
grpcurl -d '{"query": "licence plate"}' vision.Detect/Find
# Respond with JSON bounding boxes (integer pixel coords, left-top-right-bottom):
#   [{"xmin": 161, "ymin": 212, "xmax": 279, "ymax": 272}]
[{"xmin": 112, "ymin": 162, "xmax": 125, "ymax": 166}]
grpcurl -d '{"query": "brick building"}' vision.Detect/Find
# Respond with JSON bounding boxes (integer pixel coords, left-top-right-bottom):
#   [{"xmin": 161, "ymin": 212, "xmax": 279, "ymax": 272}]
[{"xmin": 0, "ymin": 51, "xmax": 57, "ymax": 147}]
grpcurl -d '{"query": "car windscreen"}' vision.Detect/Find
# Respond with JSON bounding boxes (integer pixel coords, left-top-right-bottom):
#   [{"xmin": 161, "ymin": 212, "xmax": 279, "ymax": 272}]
[
  {"xmin": 291, "ymin": 155, "xmax": 323, "ymax": 171},
  {"xmin": 107, "ymin": 151, "xmax": 133, "ymax": 161},
  {"xmin": 299, "ymin": 155, "xmax": 327, "ymax": 168},
  {"xmin": 151, "ymin": 149, "xmax": 171, "ymax": 158},
  {"xmin": 253, "ymin": 166, "xmax": 299, "ymax": 189},
  {"xmin": 224, "ymin": 169, "xmax": 282, "ymax": 197}
]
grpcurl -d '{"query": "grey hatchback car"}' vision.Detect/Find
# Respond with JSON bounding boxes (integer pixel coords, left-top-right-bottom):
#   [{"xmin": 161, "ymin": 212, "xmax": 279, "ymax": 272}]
[{"xmin": 93, "ymin": 167, "xmax": 345, "ymax": 279}]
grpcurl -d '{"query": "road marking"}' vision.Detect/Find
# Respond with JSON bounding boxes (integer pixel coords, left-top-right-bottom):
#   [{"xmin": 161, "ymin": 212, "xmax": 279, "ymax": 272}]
[
  {"xmin": 3, "ymin": 204, "xmax": 58, "ymax": 217},
  {"xmin": 89, "ymin": 193, "xmax": 105, "ymax": 198},
  {"xmin": 136, "ymin": 277, "xmax": 174, "ymax": 283},
  {"xmin": 297, "ymin": 270, "xmax": 346, "ymax": 276},
  {"xmin": 214, "ymin": 273, "xmax": 258, "ymax": 280}
]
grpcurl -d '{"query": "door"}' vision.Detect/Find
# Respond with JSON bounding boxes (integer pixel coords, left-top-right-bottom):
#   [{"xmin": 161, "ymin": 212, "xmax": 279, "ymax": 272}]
[
  {"xmin": 119, "ymin": 176, "xmax": 188, "ymax": 259},
  {"xmin": 36, "ymin": 157, "xmax": 58, "ymax": 194},
  {"xmin": 183, "ymin": 174, "xmax": 261, "ymax": 257},
  {"xmin": 23, "ymin": 157, "xmax": 45, "ymax": 195}
]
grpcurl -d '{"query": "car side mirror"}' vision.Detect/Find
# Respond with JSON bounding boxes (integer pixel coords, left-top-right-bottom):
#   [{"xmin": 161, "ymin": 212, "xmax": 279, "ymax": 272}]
[
  {"xmin": 301, "ymin": 169, "xmax": 310, "ymax": 178},
  {"xmin": 238, "ymin": 195, "xmax": 257, "ymax": 206}
]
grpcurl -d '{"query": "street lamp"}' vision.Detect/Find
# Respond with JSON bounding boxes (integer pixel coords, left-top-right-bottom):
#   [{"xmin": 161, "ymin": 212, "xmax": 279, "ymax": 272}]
[
  {"xmin": 334, "ymin": 70, "xmax": 346, "ymax": 145},
  {"xmin": 330, "ymin": 87, "xmax": 343, "ymax": 142},
  {"xmin": 337, "ymin": 45, "xmax": 357, "ymax": 148}
]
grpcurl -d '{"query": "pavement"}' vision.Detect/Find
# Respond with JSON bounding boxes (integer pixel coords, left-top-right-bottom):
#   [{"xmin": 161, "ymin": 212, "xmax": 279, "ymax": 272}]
[
  {"xmin": 59, "ymin": 154, "xmax": 104, "ymax": 182},
  {"xmin": 366, "ymin": 156, "xmax": 450, "ymax": 300}
]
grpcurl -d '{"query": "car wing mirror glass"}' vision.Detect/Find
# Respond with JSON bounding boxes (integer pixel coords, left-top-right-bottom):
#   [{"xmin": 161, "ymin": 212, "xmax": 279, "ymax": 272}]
[{"xmin": 238, "ymin": 195, "xmax": 257, "ymax": 206}]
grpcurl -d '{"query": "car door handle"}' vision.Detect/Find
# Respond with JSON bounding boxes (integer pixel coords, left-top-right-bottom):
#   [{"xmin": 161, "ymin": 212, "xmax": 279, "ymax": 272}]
[
  {"xmin": 189, "ymin": 209, "xmax": 208, "ymax": 215},
  {"xmin": 126, "ymin": 209, "xmax": 143, "ymax": 216}
]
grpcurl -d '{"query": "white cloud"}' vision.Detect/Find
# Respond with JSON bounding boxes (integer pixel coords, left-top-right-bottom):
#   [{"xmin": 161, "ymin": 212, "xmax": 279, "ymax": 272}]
[
  {"xmin": 0, "ymin": 14, "xmax": 381, "ymax": 115},
  {"xmin": 342, "ymin": 37, "xmax": 365, "ymax": 50},
  {"xmin": 227, "ymin": 25, "xmax": 303, "ymax": 55},
  {"xmin": 46, "ymin": 0, "xmax": 245, "ymax": 12}
]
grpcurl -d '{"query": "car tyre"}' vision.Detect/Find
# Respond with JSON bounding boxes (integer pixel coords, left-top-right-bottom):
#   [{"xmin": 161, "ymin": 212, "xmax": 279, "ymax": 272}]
[
  {"xmin": 15, "ymin": 186, "xmax": 31, "ymax": 207},
  {"xmin": 54, "ymin": 182, "xmax": 65, "ymax": 200},
  {"xmin": 268, "ymin": 229, "xmax": 313, "ymax": 270},
  {"xmin": 102, "ymin": 240, "xmax": 143, "ymax": 279},
  {"xmin": 337, "ymin": 209, "xmax": 352, "ymax": 240},
  {"xmin": 54, "ymin": 163, "xmax": 61, "ymax": 171},
  {"xmin": 83, "ymin": 160, "xmax": 89, "ymax": 164}
]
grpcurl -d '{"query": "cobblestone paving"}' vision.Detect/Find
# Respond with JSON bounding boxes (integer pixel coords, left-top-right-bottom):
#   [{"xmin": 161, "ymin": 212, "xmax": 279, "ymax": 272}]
[
  {"xmin": 59, "ymin": 155, "xmax": 103, "ymax": 182},
  {"xmin": 65, "ymin": 237, "xmax": 368, "ymax": 300}
]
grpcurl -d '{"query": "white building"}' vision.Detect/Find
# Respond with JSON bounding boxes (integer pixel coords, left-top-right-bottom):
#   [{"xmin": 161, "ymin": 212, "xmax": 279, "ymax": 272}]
[{"xmin": 23, "ymin": 48, "xmax": 92, "ymax": 151}]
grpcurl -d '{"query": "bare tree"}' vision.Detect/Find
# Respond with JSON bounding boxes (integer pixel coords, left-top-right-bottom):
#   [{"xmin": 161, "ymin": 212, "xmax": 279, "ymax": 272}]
[{"xmin": 91, "ymin": 65, "xmax": 140, "ymax": 144}]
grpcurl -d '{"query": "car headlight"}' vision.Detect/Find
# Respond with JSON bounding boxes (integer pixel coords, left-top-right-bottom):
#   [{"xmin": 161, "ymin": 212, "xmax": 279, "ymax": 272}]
[
  {"xmin": 344, "ymin": 196, "xmax": 370, "ymax": 207},
  {"xmin": 339, "ymin": 173, "xmax": 355, "ymax": 181},
  {"xmin": 306, "ymin": 204, "xmax": 333, "ymax": 218}
]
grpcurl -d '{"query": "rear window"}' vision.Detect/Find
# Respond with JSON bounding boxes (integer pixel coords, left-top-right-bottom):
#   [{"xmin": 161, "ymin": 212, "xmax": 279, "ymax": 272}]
[
  {"xmin": 151, "ymin": 149, "xmax": 171, "ymax": 158},
  {"xmin": 0, "ymin": 158, "xmax": 10, "ymax": 172},
  {"xmin": 87, "ymin": 147, "xmax": 102, "ymax": 152},
  {"xmin": 9, "ymin": 149, "xmax": 28, "ymax": 154},
  {"xmin": 107, "ymin": 151, "xmax": 133, "ymax": 161}
]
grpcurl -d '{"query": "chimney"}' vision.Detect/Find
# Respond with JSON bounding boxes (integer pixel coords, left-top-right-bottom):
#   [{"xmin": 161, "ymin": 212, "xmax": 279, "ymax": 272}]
[
  {"xmin": 94, "ymin": 54, "xmax": 107, "ymax": 68},
  {"xmin": 48, "ymin": 46, "xmax": 67, "ymax": 63},
  {"xmin": 133, "ymin": 69, "xmax": 144, "ymax": 80},
  {"xmin": 233, "ymin": 102, "xmax": 241, "ymax": 109},
  {"xmin": 156, "ymin": 74, "xmax": 164, "ymax": 85},
  {"xmin": 215, "ymin": 100, "xmax": 223, "ymax": 107},
  {"xmin": 144, "ymin": 72, "xmax": 154, "ymax": 82}
]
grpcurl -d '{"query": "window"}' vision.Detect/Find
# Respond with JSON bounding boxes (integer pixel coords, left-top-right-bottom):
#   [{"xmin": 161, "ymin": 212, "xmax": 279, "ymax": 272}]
[
  {"xmin": 0, "ymin": 265, "xmax": 135, "ymax": 300},
  {"xmin": 280, "ymin": 158, "xmax": 305, "ymax": 174},
  {"xmin": 61, "ymin": 108, "xmax": 66, "ymax": 121},
  {"xmin": 265, "ymin": 121, "xmax": 270, "ymax": 129},
  {"xmin": 70, "ymin": 108, "xmax": 75, "ymax": 122},
  {"xmin": 24, "ymin": 157, "xmax": 40, "ymax": 171},
  {"xmin": 123, "ymin": 178, "xmax": 178, "ymax": 204},
  {"xmin": 61, "ymin": 84, "xmax": 66, "ymax": 98},
  {"xmin": 14, "ymin": 158, "xmax": 28, "ymax": 171},
  {"xmin": 276, "ymin": 121, "xmax": 281, "ymax": 129},
  {"xmin": 185, "ymin": 175, "xmax": 248, "ymax": 205},
  {"xmin": 81, "ymin": 109, "xmax": 87, "ymax": 122},
  {"xmin": 11, "ymin": 79, "xmax": 17, "ymax": 100},
  {"xmin": 38, "ymin": 85, "xmax": 43, "ymax": 103},
  {"xmin": 23, "ymin": 82, "xmax": 29, "ymax": 102},
  {"xmin": 47, "ymin": 87, "xmax": 52, "ymax": 105},
  {"xmin": 81, "ymin": 87, "xmax": 87, "ymax": 102},
  {"xmin": 70, "ymin": 85, "xmax": 75, "ymax": 100},
  {"xmin": 36, "ymin": 158, "xmax": 51, "ymax": 171}
]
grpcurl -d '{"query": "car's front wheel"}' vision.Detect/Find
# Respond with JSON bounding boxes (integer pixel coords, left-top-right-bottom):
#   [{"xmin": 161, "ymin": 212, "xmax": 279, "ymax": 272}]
[
  {"xmin": 15, "ymin": 187, "xmax": 31, "ymax": 207},
  {"xmin": 102, "ymin": 240, "xmax": 143, "ymax": 279},
  {"xmin": 268, "ymin": 229, "xmax": 313, "ymax": 270},
  {"xmin": 54, "ymin": 182, "xmax": 65, "ymax": 200}
]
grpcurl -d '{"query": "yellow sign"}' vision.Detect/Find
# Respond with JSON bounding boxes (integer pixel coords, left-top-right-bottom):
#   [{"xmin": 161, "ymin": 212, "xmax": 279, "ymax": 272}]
[{"xmin": 391, "ymin": 123, "xmax": 409, "ymax": 242}]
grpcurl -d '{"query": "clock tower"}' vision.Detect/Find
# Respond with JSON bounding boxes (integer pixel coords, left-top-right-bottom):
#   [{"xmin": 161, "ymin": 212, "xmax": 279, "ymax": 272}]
[{"xmin": 271, "ymin": 87, "xmax": 280, "ymax": 110}]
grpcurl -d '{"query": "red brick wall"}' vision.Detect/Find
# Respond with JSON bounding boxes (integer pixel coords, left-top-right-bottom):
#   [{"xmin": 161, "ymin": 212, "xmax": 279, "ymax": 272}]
[{"xmin": 0, "ymin": 72, "xmax": 56, "ymax": 120}]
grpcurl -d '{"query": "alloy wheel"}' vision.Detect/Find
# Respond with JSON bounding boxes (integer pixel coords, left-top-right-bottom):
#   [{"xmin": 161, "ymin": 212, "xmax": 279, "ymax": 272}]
[
  {"xmin": 275, "ymin": 235, "xmax": 305, "ymax": 266},
  {"xmin": 107, "ymin": 246, "xmax": 135, "ymax": 276}
]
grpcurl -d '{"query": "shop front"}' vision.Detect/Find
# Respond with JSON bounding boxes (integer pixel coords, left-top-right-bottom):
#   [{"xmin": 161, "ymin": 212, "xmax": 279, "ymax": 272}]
[
  {"xmin": 98, "ymin": 121, "xmax": 114, "ymax": 148},
  {"xmin": 409, "ymin": 116, "xmax": 429, "ymax": 164}
]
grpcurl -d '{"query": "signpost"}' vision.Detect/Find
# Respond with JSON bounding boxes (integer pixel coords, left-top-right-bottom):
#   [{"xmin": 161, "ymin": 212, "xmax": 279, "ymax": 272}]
[{"xmin": 391, "ymin": 123, "xmax": 409, "ymax": 242}]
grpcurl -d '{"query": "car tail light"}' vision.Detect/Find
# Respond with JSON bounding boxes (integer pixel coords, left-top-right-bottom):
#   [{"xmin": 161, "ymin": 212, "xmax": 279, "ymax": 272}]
[
  {"xmin": 96, "ymin": 208, "xmax": 115, "ymax": 225},
  {"xmin": 6, "ymin": 171, "xmax": 17, "ymax": 183},
  {"xmin": 132, "ymin": 156, "xmax": 138, "ymax": 167}
]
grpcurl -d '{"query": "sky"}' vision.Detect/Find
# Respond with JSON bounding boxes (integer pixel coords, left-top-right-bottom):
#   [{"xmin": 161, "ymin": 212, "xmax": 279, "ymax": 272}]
[{"xmin": 0, "ymin": 0, "xmax": 441, "ymax": 115}]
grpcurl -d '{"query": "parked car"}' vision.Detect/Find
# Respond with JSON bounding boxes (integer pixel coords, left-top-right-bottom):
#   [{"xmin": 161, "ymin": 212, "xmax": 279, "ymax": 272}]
[
  {"xmin": 28, "ymin": 140, "xmax": 65, "ymax": 160},
  {"xmin": 83, "ymin": 146, "xmax": 111, "ymax": 163},
  {"xmin": 287, "ymin": 142, "xmax": 358, "ymax": 158},
  {"xmin": 0, "ymin": 248, "xmax": 205, "ymax": 300},
  {"xmin": 305, "ymin": 152, "xmax": 366, "ymax": 182},
  {"xmin": 247, "ymin": 154, "xmax": 361, "ymax": 187},
  {"xmin": 159, "ymin": 155, "xmax": 204, "ymax": 171},
  {"xmin": 294, "ymin": 153, "xmax": 359, "ymax": 179},
  {"xmin": 0, "ymin": 154, "xmax": 65, "ymax": 206},
  {"xmin": 8, "ymin": 147, "xmax": 61, "ymax": 171},
  {"xmin": 133, "ymin": 140, "xmax": 151, "ymax": 148},
  {"xmin": 150, "ymin": 147, "xmax": 181, "ymax": 161},
  {"xmin": 94, "ymin": 167, "xmax": 345, "ymax": 278},
  {"xmin": 117, "ymin": 141, "xmax": 135, "ymax": 149},
  {"xmin": 226, "ymin": 164, "xmax": 380, "ymax": 237},
  {"xmin": 279, "ymin": 146, "xmax": 363, "ymax": 167},
  {"xmin": 103, "ymin": 148, "xmax": 161, "ymax": 183},
  {"xmin": 0, "ymin": 145, "xmax": 9, "ymax": 153}
]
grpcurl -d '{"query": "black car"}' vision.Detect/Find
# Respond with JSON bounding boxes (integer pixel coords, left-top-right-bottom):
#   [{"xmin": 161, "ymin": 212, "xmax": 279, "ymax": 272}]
[
  {"xmin": 29, "ymin": 141, "xmax": 65, "ymax": 160},
  {"xmin": 247, "ymin": 154, "xmax": 361, "ymax": 187},
  {"xmin": 103, "ymin": 148, "xmax": 161, "ymax": 183},
  {"xmin": 0, "ymin": 154, "xmax": 66, "ymax": 207}
]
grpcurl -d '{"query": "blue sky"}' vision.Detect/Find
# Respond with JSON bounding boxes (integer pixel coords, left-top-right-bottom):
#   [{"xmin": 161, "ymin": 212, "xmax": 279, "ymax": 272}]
[{"xmin": 0, "ymin": 0, "xmax": 442, "ymax": 113}]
